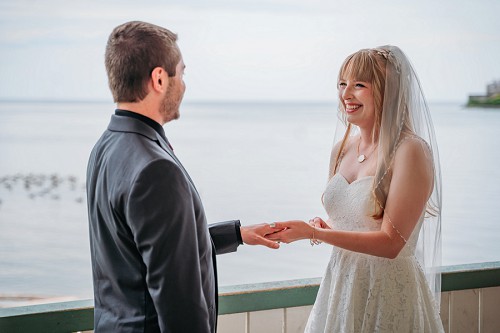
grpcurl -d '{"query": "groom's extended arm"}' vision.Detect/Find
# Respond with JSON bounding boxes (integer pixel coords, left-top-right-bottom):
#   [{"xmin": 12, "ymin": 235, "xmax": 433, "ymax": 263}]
[{"xmin": 209, "ymin": 222, "xmax": 280, "ymax": 254}]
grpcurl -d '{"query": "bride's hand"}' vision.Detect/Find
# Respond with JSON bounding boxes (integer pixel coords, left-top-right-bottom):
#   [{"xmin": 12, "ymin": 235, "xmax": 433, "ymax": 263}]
[
  {"xmin": 266, "ymin": 220, "xmax": 313, "ymax": 244},
  {"xmin": 309, "ymin": 217, "xmax": 331, "ymax": 230}
]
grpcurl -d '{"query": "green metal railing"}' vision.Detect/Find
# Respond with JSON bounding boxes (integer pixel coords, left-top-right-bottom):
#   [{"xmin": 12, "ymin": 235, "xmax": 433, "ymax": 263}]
[{"xmin": 1, "ymin": 261, "xmax": 499, "ymax": 333}]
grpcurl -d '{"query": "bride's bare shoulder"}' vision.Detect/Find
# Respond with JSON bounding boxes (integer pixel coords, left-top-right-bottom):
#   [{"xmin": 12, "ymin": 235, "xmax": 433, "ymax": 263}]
[{"xmin": 393, "ymin": 135, "xmax": 434, "ymax": 178}]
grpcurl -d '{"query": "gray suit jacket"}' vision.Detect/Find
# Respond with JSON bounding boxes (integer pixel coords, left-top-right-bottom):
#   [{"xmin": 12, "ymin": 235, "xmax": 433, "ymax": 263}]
[{"xmin": 87, "ymin": 114, "xmax": 241, "ymax": 333}]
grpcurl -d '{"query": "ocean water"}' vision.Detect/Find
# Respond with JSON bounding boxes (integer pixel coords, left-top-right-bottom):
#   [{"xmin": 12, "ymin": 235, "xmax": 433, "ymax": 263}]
[{"xmin": 0, "ymin": 100, "xmax": 499, "ymax": 305}]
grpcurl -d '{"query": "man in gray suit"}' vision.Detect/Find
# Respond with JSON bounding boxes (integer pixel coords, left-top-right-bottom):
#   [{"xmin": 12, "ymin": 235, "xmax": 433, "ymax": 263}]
[{"xmin": 87, "ymin": 21, "xmax": 280, "ymax": 333}]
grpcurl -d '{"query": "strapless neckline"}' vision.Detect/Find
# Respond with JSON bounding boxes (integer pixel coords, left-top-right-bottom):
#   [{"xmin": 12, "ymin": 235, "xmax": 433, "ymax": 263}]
[{"xmin": 334, "ymin": 173, "xmax": 374, "ymax": 186}]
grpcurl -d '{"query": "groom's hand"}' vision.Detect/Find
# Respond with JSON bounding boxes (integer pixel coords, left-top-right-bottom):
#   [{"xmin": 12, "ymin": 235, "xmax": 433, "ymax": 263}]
[{"xmin": 240, "ymin": 223, "xmax": 284, "ymax": 249}]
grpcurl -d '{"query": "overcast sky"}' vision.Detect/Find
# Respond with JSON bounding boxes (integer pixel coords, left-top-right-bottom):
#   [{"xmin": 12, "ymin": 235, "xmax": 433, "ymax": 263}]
[{"xmin": 1, "ymin": 0, "xmax": 499, "ymax": 103}]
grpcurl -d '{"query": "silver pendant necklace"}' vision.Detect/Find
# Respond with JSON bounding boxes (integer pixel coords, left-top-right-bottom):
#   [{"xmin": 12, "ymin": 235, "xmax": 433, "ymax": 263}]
[{"xmin": 357, "ymin": 138, "xmax": 377, "ymax": 163}]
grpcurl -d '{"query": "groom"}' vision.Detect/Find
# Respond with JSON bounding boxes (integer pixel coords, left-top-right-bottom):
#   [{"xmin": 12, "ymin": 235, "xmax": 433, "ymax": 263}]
[{"xmin": 87, "ymin": 21, "xmax": 279, "ymax": 333}]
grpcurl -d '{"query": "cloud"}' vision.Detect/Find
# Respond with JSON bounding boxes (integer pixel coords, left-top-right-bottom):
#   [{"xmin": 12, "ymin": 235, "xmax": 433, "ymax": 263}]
[{"xmin": 0, "ymin": 0, "xmax": 499, "ymax": 101}]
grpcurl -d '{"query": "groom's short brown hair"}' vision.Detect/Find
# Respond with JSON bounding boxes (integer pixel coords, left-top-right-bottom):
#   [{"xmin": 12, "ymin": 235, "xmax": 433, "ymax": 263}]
[{"xmin": 105, "ymin": 21, "xmax": 180, "ymax": 103}]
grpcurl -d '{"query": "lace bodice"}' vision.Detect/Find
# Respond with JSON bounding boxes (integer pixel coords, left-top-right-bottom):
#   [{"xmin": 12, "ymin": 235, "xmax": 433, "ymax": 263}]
[{"xmin": 323, "ymin": 173, "xmax": 422, "ymax": 257}]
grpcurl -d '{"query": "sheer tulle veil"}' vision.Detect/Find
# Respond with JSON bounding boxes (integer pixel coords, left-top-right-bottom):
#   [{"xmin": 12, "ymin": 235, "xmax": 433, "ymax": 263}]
[{"xmin": 329, "ymin": 45, "xmax": 442, "ymax": 307}]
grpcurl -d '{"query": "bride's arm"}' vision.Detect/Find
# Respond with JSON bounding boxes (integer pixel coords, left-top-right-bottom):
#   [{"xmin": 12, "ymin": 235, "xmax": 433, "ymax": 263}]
[{"xmin": 269, "ymin": 138, "xmax": 434, "ymax": 259}]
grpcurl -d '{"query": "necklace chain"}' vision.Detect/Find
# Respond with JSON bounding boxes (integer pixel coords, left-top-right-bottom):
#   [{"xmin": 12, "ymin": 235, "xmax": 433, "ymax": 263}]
[{"xmin": 356, "ymin": 137, "xmax": 377, "ymax": 163}]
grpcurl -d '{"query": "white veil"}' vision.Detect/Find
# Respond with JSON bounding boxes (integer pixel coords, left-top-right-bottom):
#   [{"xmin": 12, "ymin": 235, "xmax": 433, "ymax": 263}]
[{"xmin": 330, "ymin": 45, "xmax": 442, "ymax": 308}]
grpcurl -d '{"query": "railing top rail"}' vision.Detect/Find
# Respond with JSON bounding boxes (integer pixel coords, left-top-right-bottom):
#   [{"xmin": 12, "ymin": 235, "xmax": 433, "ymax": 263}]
[{"xmin": 1, "ymin": 261, "xmax": 500, "ymax": 332}]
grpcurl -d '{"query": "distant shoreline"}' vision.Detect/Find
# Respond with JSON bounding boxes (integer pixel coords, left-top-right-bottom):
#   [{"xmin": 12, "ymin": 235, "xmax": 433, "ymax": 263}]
[
  {"xmin": 0, "ymin": 99, "xmax": 463, "ymax": 106},
  {"xmin": 467, "ymin": 105, "xmax": 500, "ymax": 108},
  {"xmin": 467, "ymin": 93, "xmax": 500, "ymax": 108},
  {"xmin": 467, "ymin": 82, "xmax": 500, "ymax": 108},
  {"xmin": 466, "ymin": 101, "xmax": 500, "ymax": 108}
]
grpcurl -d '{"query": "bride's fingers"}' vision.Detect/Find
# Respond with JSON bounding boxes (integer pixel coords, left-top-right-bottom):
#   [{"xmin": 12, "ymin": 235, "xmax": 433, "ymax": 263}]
[
  {"xmin": 312, "ymin": 217, "xmax": 323, "ymax": 224},
  {"xmin": 310, "ymin": 217, "xmax": 330, "ymax": 229}
]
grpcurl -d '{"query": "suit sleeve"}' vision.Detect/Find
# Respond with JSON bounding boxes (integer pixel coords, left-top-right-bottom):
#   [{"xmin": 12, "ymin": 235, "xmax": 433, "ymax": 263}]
[
  {"xmin": 126, "ymin": 159, "xmax": 210, "ymax": 333},
  {"xmin": 209, "ymin": 220, "xmax": 242, "ymax": 255}
]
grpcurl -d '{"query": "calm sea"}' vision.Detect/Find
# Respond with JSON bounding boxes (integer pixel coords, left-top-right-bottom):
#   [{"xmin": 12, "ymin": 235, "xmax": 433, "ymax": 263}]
[{"xmin": 1, "ymin": 100, "xmax": 499, "ymax": 305}]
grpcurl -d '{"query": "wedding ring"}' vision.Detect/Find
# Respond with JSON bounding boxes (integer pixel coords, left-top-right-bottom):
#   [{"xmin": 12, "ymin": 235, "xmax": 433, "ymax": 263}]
[{"xmin": 269, "ymin": 222, "xmax": 276, "ymax": 228}]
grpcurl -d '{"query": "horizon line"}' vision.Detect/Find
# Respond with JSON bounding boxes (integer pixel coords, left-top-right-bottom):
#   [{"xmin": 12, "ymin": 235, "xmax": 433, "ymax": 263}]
[{"xmin": 0, "ymin": 98, "xmax": 465, "ymax": 105}]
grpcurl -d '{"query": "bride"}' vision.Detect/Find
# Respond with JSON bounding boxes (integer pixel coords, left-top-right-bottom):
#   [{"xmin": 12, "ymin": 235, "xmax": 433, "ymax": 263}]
[{"xmin": 268, "ymin": 46, "xmax": 444, "ymax": 332}]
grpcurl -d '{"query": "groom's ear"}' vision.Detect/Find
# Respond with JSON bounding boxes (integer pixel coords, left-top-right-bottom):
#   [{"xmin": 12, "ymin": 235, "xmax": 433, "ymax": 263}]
[{"xmin": 150, "ymin": 67, "xmax": 167, "ymax": 93}]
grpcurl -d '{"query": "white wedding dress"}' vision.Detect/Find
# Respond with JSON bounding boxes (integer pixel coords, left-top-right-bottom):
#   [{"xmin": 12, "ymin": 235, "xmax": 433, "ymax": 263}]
[{"xmin": 305, "ymin": 173, "xmax": 444, "ymax": 333}]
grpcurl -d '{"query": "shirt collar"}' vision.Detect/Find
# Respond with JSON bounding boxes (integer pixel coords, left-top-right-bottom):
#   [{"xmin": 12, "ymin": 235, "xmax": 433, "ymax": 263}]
[{"xmin": 114, "ymin": 109, "xmax": 167, "ymax": 142}]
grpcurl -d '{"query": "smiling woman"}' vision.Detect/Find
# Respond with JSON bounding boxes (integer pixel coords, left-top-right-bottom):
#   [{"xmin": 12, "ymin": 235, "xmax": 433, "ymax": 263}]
[{"xmin": 266, "ymin": 46, "xmax": 444, "ymax": 332}]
